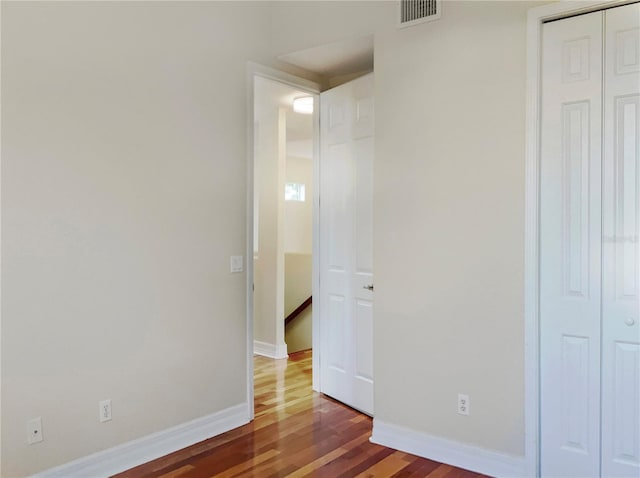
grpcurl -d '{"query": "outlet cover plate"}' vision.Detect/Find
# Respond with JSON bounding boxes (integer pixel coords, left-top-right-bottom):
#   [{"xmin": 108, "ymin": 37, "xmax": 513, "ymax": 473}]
[
  {"xmin": 27, "ymin": 417, "xmax": 43, "ymax": 444},
  {"xmin": 99, "ymin": 399, "xmax": 112, "ymax": 422},
  {"xmin": 457, "ymin": 394, "xmax": 470, "ymax": 416},
  {"xmin": 230, "ymin": 255, "xmax": 243, "ymax": 273}
]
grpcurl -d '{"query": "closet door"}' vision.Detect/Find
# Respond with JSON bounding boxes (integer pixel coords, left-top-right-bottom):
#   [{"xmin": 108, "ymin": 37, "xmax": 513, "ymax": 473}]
[
  {"xmin": 602, "ymin": 4, "xmax": 640, "ymax": 477},
  {"xmin": 540, "ymin": 11, "xmax": 603, "ymax": 478}
]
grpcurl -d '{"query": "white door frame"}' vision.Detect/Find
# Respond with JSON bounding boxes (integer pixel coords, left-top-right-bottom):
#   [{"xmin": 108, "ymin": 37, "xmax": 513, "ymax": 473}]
[
  {"xmin": 245, "ymin": 63, "xmax": 321, "ymax": 420},
  {"xmin": 524, "ymin": 1, "xmax": 635, "ymax": 475}
]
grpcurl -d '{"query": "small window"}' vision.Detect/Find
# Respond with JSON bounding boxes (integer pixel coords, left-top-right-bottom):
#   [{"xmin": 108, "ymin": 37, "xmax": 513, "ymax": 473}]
[{"xmin": 285, "ymin": 182, "xmax": 306, "ymax": 202}]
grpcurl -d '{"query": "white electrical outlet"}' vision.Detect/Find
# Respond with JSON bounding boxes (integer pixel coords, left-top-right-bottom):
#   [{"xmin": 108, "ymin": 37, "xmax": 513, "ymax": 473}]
[
  {"xmin": 99, "ymin": 399, "xmax": 112, "ymax": 423},
  {"xmin": 230, "ymin": 255, "xmax": 243, "ymax": 273},
  {"xmin": 457, "ymin": 394, "xmax": 470, "ymax": 416},
  {"xmin": 27, "ymin": 417, "xmax": 43, "ymax": 444}
]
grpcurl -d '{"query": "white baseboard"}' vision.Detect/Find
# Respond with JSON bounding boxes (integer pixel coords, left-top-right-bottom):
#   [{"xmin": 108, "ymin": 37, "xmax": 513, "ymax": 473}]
[
  {"xmin": 253, "ymin": 340, "xmax": 288, "ymax": 359},
  {"xmin": 370, "ymin": 419, "xmax": 527, "ymax": 478},
  {"xmin": 31, "ymin": 403, "xmax": 249, "ymax": 478}
]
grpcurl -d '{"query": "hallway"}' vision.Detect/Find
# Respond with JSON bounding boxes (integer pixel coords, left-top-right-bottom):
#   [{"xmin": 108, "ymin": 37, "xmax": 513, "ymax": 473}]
[{"xmin": 114, "ymin": 352, "xmax": 488, "ymax": 477}]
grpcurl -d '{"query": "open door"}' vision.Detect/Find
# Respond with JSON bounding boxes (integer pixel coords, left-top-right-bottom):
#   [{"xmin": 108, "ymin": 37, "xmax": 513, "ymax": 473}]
[{"xmin": 318, "ymin": 73, "xmax": 374, "ymax": 415}]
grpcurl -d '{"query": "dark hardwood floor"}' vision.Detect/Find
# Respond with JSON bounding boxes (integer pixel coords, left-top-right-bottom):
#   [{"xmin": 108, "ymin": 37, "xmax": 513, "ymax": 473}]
[{"xmin": 113, "ymin": 351, "xmax": 489, "ymax": 477}]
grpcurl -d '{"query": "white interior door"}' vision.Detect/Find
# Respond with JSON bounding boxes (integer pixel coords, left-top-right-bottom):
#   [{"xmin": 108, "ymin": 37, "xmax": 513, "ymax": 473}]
[
  {"xmin": 319, "ymin": 73, "xmax": 374, "ymax": 415},
  {"xmin": 602, "ymin": 4, "xmax": 640, "ymax": 477},
  {"xmin": 541, "ymin": 11, "xmax": 604, "ymax": 477},
  {"xmin": 541, "ymin": 4, "xmax": 640, "ymax": 477}
]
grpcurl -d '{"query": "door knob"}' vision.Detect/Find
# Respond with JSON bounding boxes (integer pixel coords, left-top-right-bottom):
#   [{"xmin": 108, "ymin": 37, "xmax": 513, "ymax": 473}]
[
  {"xmin": 625, "ymin": 317, "xmax": 636, "ymax": 326},
  {"xmin": 363, "ymin": 284, "xmax": 374, "ymax": 291}
]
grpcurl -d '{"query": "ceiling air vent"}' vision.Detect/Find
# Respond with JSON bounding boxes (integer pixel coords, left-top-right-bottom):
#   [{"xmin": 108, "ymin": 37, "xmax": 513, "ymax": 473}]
[{"xmin": 398, "ymin": 0, "xmax": 441, "ymax": 28}]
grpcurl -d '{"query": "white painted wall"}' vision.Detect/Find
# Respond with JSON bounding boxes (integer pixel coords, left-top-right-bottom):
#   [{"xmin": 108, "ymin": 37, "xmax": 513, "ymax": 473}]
[
  {"xmin": 1, "ymin": 1, "xmax": 555, "ymax": 475},
  {"xmin": 269, "ymin": 1, "xmax": 394, "ymax": 60},
  {"xmin": 253, "ymin": 81, "xmax": 286, "ymax": 351},
  {"xmin": 374, "ymin": 1, "xmax": 542, "ymax": 456},
  {"xmin": 0, "ymin": 2, "xmax": 271, "ymax": 476},
  {"xmin": 284, "ymin": 156, "xmax": 313, "ymax": 254},
  {"xmin": 284, "ymin": 254, "xmax": 312, "ymax": 353},
  {"xmin": 284, "ymin": 255, "xmax": 312, "ymax": 317},
  {"xmin": 271, "ymin": 0, "xmax": 550, "ymax": 459},
  {"xmin": 285, "ymin": 306, "xmax": 312, "ymax": 354}
]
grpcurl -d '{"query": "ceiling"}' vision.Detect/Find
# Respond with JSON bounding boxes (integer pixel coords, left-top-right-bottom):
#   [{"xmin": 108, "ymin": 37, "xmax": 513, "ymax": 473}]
[
  {"xmin": 254, "ymin": 76, "xmax": 313, "ymax": 159},
  {"xmin": 278, "ymin": 35, "xmax": 373, "ymax": 78}
]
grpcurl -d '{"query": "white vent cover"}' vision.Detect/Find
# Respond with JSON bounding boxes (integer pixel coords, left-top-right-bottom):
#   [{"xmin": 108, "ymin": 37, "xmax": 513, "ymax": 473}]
[{"xmin": 398, "ymin": 0, "xmax": 441, "ymax": 28}]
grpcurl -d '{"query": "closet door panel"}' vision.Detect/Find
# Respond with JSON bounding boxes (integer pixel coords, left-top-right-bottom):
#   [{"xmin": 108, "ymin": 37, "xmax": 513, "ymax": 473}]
[
  {"xmin": 540, "ymin": 11, "xmax": 603, "ymax": 478},
  {"xmin": 602, "ymin": 4, "xmax": 640, "ymax": 477}
]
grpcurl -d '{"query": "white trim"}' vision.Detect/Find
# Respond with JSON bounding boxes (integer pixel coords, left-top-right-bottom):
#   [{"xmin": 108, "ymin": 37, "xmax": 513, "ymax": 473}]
[
  {"xmin": 247, "ymin": 62, "xmax": 320, "ymax": 96},
  {"xmin": 311, "ymin": 82, "xmax": 321, "ymax": 393},
  {"xmin": 30, "ymin": 403, "xmax": 248, "ymax": 478},
  {"xmin": 245, "ymin": 61, "xmax": 256, "ymax": 422},
  {"xmin": 253, "ymin": 340, "xmax": 288, "ymax": 360},
  {"xmin": 245, "ymin": 63, "xmax": 321, "ymax": 412},
  {"xmin": 0, "ymin": 2, "xmax": 3, "ymax": 469},
  {"xmin": 370, "ymin": 420, "xmax": 527, "ymax": 478},
  {"xmin": 524, "ymin": 2, "xmax": 630, "ymax": 477}
]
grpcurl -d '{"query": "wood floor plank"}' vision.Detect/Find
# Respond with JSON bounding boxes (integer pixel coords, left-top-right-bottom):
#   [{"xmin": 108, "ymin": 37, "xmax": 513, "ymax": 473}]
[
  {"xmin": 389, "ymin": 456, "xmax": 443, "ymax": 478},
  {"xmin": 353, "ymin": 452, "xmax": 413, "ymax": 478},
  {"xmin": 158, "ymin": 465, "xmax": 195, "ymax": 478},
  {"xmin": 334, "ymin": 447, "xmax": 397, "ymax": 478},
  {"xmin": 208, "ymin": 449, "xmax": 281, "ymax": 478},
  {"xmin": 425, "ymin": 464, "xmax": 456, "ymax": 478},
  {"xmin": 113, "ymin": 351, "xmax": 489, "ymax": 478},
  {"xmin": 282, "ymin": 431, "xmax": 372, "ymax": 478}
]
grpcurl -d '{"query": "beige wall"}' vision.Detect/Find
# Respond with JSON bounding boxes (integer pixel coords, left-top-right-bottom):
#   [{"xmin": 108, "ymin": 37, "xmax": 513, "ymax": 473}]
[
  {"xmin": 271, "ymin": 0, "xmax": 548, "ymax": 458},
  {"xmin": 284, "ymin": 156, "xmax": 313, "ymax": 254},
  {"xmin": 284, "ymin": 253, "xmax": 312, "ymax": 317},
  {"xmin": 284, "ymin": 253, "xmax": 312, "ymax": 353},
  {"xmin": 253, "ymin": 81, "xmax": 286, "ymax": 349},
  {"xmin": 1, "ymin": 2, "xmax": 271, "ymax": 475},
  {"xmin": 285, "ymin": 306, "xmax": 312, "ymax": 354},
  {"xmin": 373, "ymin": 1, "xmax": 541, "ymax": 456},
  {"xmin": 1, "ymin": 1, "xmax": 553, "ymax": 475},
  {"xmin": 269, "ymin": 1, "xmax": 394, "ymax": 59}
]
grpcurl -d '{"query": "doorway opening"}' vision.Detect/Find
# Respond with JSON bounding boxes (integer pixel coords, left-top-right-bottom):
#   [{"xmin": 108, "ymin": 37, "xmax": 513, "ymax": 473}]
[
  {"xmin": 252, "ymin": 75, "xmax": 317, "ymax": 360},
  {"xmin": 246, "ymin": 33, "xmax": 376, "ymax": 421},
  {"xmin": 246, "ymin": 66, "xmax": 321, "ymax": 420}
]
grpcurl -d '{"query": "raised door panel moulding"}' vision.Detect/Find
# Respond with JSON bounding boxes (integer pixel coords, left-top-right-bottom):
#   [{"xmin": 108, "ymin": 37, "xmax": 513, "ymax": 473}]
[
  {"xmin": 354, "ymin": 300, "xmax": 374, "ymax": 382},
  {"xmin": 353, "ymin": 98, "xmax": 374, "ymax": 139},
  {"xmin": 356, "ymin": 97, "xmax": 374, "ymax": 123},
  {"xmin": 561, "ymin": 101, "xmax": 591, "ymax": 298},
  {"xmin": 560, "ymin": 335, "xmax": 591, "ymax": 453},
  {"xmin": 329, "ymin": 104, "xmax": 345, "ymax": 130},
  {"xmin": 370, "ymin": 420, "xmax": 527, "ymax": 478},
  {"xmin": 326, "ymin": 143, "xmax": 350, "ymax": 272},
  {"xmin": 615, "ymin": 27, "xmax": 640, "ymax": 75},
  {"xmin": 327, "ymin": 294, "xmax": 347, "ymax": 372},
  {"xmin": 31, "ymin": 403, "xmax": 249, "ymax": 478},
  {"xmin": 563, "ymin": 37, "xmax": 591, "ymax": 83},
  {"xmin": 614, "ymin": 95, "xmax": 639, "ymax": 300},
  {"xmin": 612, "ymin": 341, "xmax": 640, "ymax": 465},
  {"xmin": 354, "ymin": 137, "xmax": 374, "ymax": 274}
]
